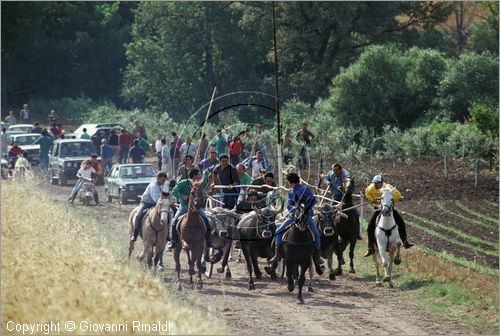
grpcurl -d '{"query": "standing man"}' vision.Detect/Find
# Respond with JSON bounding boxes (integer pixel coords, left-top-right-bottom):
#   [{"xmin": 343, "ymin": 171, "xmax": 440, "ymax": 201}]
[
  {"xmin": 100, "ymin": 139, "xmax": 113, "ymax": 174},
  {"xmin": 118, "ymin": 129, "xmax": 132, "ymax": 164},
  {"xmin": 228, "ymin": 136, "xmax": 243, "ymax": 166},
  {"xmin": 108, "ymin": 129, "xmax": 119, "ymax": 163},
  {"xmin": 296, "ymin": 122, "xmax": 314, "ymax": 169},
  {"xmin": 244, "ymin": 151, "xmax": 268, "ymax": 179},
  {"xmin": 19, "ymin": 104, "xmax": 30, "ymax": 124},
  {"xmin": 48, "ymin": 110, "xmax": 58, "ymax": 124},
  {"xmin": 32, "ymin": 123, "xmax": 43, "ymax": 134},
  {"xmin": 236, "ymin": 163, "xmax": 252, "ymax": 202},
  {"xmin": 80, "ymin": 128, "xmax": 91, "ymax": 140},
  {"xmin": 197, "ymin": 132, "xmax": 209, "ymax": 160},
  {"xmin": 155, "ymin": 133, "xmax": 163, "ymax": 170},
  {"xmin": 161, "ymin": 139, "xmax": 173, "ymax": 178},
  {"xmin": 128, "ymin": 139, "xmax": 146, "ymax": 163},
  {"xmin": 5, "ymin": 111, "xmax": 17, "ymax": 127},
  {"xmin": 210, "ymin": 129, "xmax": 227, "ymax": 157},
  {"xmin": 33, "ymin": 129, "xmax": 53, "ymax": 171},
  {"xmin": 282, "ymin": 127, "xmax": 293, "ymax": 165},
  {"xmin": 136, "ymin": 132, "xmax": 149, "ymax": 152},
  {"xmin": 211, "ymin": 154, "xmax": 240, "ymax": 209},
  {"xmin": 180, "ymin": 136, "xmax": 196, "ymax": 159},
  {"xmin": 133, "ymin": 120, "xmax": 146, "ymax": 140},
  {"xmin": 176, "ymin": 154, "xmax": 196, "ymax": 181},
  {"xmin": 130, "ymin": 171, "xmax": 169, "ymax": 248}
]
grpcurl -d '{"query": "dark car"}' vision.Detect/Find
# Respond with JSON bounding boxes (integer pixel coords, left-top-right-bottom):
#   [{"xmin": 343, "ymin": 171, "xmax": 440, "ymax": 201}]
[
  {"xmin": 49, "ymin": 139, "xmax": 103, "ymax": 186},
  {"xmin": 104, "ymin": 163, "xmax": 157, "ymax": 204}
]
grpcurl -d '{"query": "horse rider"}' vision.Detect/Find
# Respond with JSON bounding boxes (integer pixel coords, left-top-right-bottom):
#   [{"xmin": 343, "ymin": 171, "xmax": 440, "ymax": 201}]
[
  {"xmin": 169, "ymin": 168, "xmax": 212, "ymax": 261},
  {"xmin": 364, "ymin": 175, "xmax": 414, "ymax": 257},
  {"xmin": 324, "ymin": 163, "xmax": 362, "ymax": 240},
  {"xmin": 129, "ymin": 171, "xmax": 170, "ymax": 249},
  {"xmin": 269, "ymin": 172, "xmax": 324, "ymax": 275}
]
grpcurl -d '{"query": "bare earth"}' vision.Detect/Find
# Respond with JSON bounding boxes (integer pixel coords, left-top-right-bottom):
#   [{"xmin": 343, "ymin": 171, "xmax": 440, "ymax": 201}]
[{"xmin": 39, "ymin": 179, "xmax": 482, "ymax": 336}]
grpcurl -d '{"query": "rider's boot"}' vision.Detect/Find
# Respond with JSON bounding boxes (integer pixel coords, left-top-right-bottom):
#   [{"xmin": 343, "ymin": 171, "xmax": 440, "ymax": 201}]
[
  {"xmin": 363, "ymin": 242, "xmax": 374, "ymax": 257},
  {"xmin": 403, "ymin": 240, "xmax": 414, "ymax": 249},
  {"xmin": 269, "ymin": 244, "xmax": 283, "ymax": 264},
  {"xmin": 313, "ymin": 249, "xmax": 324, "ymax": 275}
]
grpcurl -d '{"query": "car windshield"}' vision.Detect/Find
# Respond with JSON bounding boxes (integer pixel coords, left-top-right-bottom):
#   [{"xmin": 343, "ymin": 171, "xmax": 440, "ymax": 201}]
[
  {"xmin": 11, "ymin": 135, "xmax": 40, "ymax": 146},
  {"xmin": 119, "ymin": 165, "xmax": 156, "ymax": 178},
  {"xmin": 9, "ymin": 126, "xmax": 32, "ymax": 133},
  {"xmin": 59, "ymin": 142, "xmax": 96, "ymax": 157}
]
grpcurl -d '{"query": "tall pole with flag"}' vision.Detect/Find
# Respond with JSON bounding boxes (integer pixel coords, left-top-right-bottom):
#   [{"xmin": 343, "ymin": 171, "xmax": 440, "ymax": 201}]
[{"xmin": 272, "ymin": 2, "xmax": 283, "ymax": 187}]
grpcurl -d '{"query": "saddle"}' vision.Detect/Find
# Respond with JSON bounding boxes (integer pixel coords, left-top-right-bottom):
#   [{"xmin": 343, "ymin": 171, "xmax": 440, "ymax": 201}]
[{"xmin": 174, "ymin": 213, "xmax": 209, "ymax": 233}]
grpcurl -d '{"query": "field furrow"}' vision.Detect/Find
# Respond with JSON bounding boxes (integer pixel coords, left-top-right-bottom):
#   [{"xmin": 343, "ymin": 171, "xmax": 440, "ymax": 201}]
[
  {"xmin": 454, "ymin": 201, "xmax": 499, "ymax": 224},
  {"xmin": 435, "ymin": 202, "xmax": 497, "ymax": 230}
]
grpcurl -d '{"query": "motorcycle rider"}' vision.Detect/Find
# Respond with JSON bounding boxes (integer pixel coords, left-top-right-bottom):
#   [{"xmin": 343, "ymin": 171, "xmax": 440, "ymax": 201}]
[{"xmin": 68, "ymin": 160, "xmax": 98, "ymax": 204}]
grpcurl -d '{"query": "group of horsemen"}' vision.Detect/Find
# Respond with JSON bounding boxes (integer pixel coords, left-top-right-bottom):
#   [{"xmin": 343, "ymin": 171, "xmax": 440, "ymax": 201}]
[{"xmin": 128, "ymin": 153, "xmax": 414, "ymax": 273}]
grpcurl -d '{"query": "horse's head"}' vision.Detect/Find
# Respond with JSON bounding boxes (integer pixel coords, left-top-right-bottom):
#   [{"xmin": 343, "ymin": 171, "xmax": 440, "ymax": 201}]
[
  {"xmin": 380, "ymin": 187, "xmax": 394, "ymax": 216},
  {"xmin": 340, "ymin": 177, "xmax": 354, "ymax": 195},
  {"xmin": 157, "ymin": 194, "xmax": 173, "ymax": 226},
  {"xmin": 315, "ymin": 203, "xmax": 335, "ymax": 237},
  {"xmin": 294, "ymin": 199, "xmax": 309, "ymax": 232}
]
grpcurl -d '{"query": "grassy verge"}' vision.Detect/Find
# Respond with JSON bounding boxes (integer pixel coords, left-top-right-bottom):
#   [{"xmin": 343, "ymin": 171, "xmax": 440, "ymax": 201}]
[
  {"xmin": 357, "ymin": 219, "xmax": 498, "ymax": 334},
  {"xmin": 1, "ymin": 181, "xmax": 226, "ymax": 335}
]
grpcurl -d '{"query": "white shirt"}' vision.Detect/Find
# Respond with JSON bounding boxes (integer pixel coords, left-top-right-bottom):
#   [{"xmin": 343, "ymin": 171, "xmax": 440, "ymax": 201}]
[
  {"xmin": 155, "ymin": 139, "xmax": 163, "ymax": 153},
  {"xmin": 77, "ymin": 167, "xmax": 96, "ymax": 180},
  {"xmin": 180, "ymin": 142, "xmax": 196, "ymax": 158},
  {"xmin": 251, "ymin": 159, "xmax": 265, "ymax": 178}
]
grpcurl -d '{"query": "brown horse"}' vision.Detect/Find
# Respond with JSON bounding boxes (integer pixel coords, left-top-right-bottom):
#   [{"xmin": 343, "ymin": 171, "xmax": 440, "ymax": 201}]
[
  {"xmin": 128, "ymin": 196, "xmax": 172, "ymax": 270},
  {"xmin": 173, "ymin": 188, "xmax": 206, "ymax": 290}
]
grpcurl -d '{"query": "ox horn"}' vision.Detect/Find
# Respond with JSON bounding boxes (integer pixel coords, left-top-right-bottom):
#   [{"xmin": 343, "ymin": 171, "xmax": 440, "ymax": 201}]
[{"xmin": 272, "ymin": 200, "xmax": 285, "ymax": 215}]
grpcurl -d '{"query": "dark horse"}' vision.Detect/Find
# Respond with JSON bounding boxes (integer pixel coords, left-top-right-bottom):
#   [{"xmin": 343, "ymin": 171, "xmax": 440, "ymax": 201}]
[
  {"xmin": 314, "ymin": 203, "xmax": 342, "ymax": 280},
  {"xmin": 335, "ymin": 178, "xmax": 358, "ymax": 275},
  {"xmin": 237, "ymin": 203, "xmax": 283, "ymax": 290},
  {"xmin": 173, "ymin": 188, "xmax": 206, "ymax": 290},
  {"xmin": 282, "ymin": 199, "xmax": 314, "ymax": 304}
]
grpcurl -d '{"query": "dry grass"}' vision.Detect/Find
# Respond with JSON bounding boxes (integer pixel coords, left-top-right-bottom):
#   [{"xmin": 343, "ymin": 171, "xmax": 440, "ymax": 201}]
[{"xmin": 1, "ymin": 181, "xmax": 226, "ymax": 334}]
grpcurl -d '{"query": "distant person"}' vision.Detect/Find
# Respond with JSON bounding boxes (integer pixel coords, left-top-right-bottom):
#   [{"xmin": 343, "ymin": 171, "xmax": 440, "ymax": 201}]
[
  {"xmin": 100, "ymin": 139, "xmax": 113, "ymax": 174},
  {"xmin": 176, "ymin": 154, "xmax": 195, "ymax": 182},
  {"xmin": 155, "ymin": 133, "xmax": 163, "ymax": 170},
  {"xmin": 136, "ymin": 132, "xmax": 149, "ymax": 152},
  {"xmin": 228, "ymin": 137, "xmax": 243, "ymax": 166},
  {"xmin": 1, "ymin": 128, "xmax": 8, "ymax": 157},
  {"xmin": 133, "ymin": 120, "xmax": 146, "ymax": 140},
  {"xmin": 180, "ymin": 136, "xmax": 196, "ymax": 159},
  {"xmin": 118, "ymin": 129, "xmax": 132, "ymax": 164},
  {"xmin": 19, "ymin": 104, "xmax": 30, "ymax": 123},
  {"xmin": 5, "ymin": 111, "xmax": 17, "ymax": 127},
  {"xmin": 210, "ymin": 129, "xmax": 227, "ymax": 156},
  {"xmin": 128, "ymin": 139, "xmax": 146, "ymax": 163},
  {"xmin": 33, "ymin": 129, "xmax": 53, "ymax": 170},
  {"xmin": 197, "ymin": 132, "xmax": 209, "ymax": 160},
  {"xmin": 32, "ymin": 122, "xmax": 43, "ymax": 134},
  {"xmin": 282, "ymin": 127, "xmax": 293, "ymax": 165},
  {"xmin": 80, "ymin": 128, "xmax": 91, "ymax": 140},
  {"xmin": 108, "ymin": 129, "xmax": 119, "ymax": 162}
]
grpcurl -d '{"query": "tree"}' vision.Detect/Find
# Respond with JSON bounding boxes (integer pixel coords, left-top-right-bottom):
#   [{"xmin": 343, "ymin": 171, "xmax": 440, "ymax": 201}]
[{"xmin": 438, "ymin": 52, "xmax": 498, "ymax": 121}]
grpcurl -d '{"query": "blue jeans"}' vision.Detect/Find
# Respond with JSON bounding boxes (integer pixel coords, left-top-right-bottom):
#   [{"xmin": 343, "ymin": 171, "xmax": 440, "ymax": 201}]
[
  {"xmin": 39, "ymin": 154, "xmax": 49, "ymax": 170},
  {"xmin": 133, "ymin": 201, "xmax": 156, "ymax": 239},
  {"xmin": 101, "ymin": 157, "xmax": 112, "ymax": 174},
  {"xmin": 119, "ymin": 145, "xmax": 129, "ymax": 164},
  {"xmin": 275, "ymin": 214, "xmax": 321, "ymax": 250},
  {"xmin": 170, "ymin": 204, "xmax": 210, "ymax": 245}
]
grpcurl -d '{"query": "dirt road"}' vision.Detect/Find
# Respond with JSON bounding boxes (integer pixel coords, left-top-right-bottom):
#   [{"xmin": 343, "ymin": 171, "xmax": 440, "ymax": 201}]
[{"xmin": 42, "ymin": 181, "xmax": 478, "ymax": 335}]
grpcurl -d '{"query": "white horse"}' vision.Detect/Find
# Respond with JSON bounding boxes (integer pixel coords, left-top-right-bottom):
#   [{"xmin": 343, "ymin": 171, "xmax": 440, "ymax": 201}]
[{"xmin": 372, "ymin": 187, "xmax": 402, "ymax": 288}]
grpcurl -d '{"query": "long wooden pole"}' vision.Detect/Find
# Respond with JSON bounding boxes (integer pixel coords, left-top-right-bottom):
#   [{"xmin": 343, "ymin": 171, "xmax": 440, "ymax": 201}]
[
  {"xmin": 272, "ymin": 2, "xmax": 283, "ymax": 187},
  {"xmin": 194, "ymin": 87, "xmax": 217, "ymax": 164}
]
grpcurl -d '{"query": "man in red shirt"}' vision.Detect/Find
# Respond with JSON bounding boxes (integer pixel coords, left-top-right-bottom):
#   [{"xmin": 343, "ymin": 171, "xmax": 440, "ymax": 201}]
[
  {"xmin": 228, "ymin": 137, "xmax": 243, "ymax": 166},
  {"xmin": 118, "ymin": 129, "xmax": 132, "ymax": 164}
]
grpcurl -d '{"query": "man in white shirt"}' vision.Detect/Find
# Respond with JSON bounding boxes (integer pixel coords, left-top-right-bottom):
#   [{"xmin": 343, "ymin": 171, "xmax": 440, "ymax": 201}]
[
  {"xmin": 249, "ymin": 151, "xmax": 267, "ymax": 178},
  {"xmin": 68, "ymin": 160, "xmax": 96, "ymax": 203},
  {"xmin": 155, "ymin": 133, "xmax": 163, "ymax": 170},
  {"xmin": 19, "ymin": 104, "xmax": 30, "ymax": 123},
  {"xmin": 179, "ymin": 136, "xmax": 196, "ymax": 159}
]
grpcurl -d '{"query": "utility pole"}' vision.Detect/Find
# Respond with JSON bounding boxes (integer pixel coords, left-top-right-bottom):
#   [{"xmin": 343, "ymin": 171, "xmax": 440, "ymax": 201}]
[{"xmin": 272, "ymin": 1, "xmax": 283, "ymax": 187}]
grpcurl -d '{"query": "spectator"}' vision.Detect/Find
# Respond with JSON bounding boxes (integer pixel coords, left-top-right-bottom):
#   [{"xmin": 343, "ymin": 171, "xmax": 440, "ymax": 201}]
[
  {"xmin": 133, "ymin": 120, "xmax": 146, "ymax": 140},
  {"xmin": 108, "ymin": 129, "xmax": 119, "ymax": 162},
  {"xmin": 160, "ymin": 138, "xmax": 173, "ymax": 178},
  {"xmin": 100, "ymin": 139, "xmax": 113, "ymax": 174},
  {"xmin": 282, "ymin": 127, "xmax": 293, "ymax": 165},
  {"xmin": 228, "ymin": 136, "xmax": 243, "ymax": 166},
  {"xmin": 197, "ymin": 149, "xmax": 218, "ymax": 173},
  {"xmin": 155, "ymin": 133, "xmax": 163, "ymax": 170},
  {"xmin": 50, "ymin": 123, "xmax": 60, "ymax": 139},
  {"xmin": 212, "ymin": 153, "xmax": 240, "ymax": 209},
  {"xmin": 118, "ymin": 129, "xmax": 132, "ymax": 164},
  {"xmin": 171, "ymin": 132, "xmax": 182, "ymax": 152},
  {"xmin": 180, "ymin": 136, "xmax": 196, "ymax": 159},
  {"xmin": 19, "ymin": 104, "xmax": 30, "ymax": 124},
  {"xmin": 5, "ymin": 111, "xmax": 17, "ymax": 127},
  {"xmin": 236, "ymin": 163, "xmax": 252, "ymax": 202},
  {"xmin": 80, "ymin": 128, "xmax": 91, "ymax": 140},
  {"xmin": 33, "ymin": 129, "xmax": 53, "ymax": 170},
  {"xmin": 176, "ymin": 154, "xmax": 195, "ymax": 181},
  {"xmin": 128, "ymin": 139, "xmax": 146, "ymax": 163},
  {"xmin": 243, "ymin": 151, "xmax": 269, "ymax": 179},
  {"xmin": 32, "ymin": 122, "xmax": 43, "ymax": 134},
  {"xmin": 197, "ymin": 132, "xmax": 209, "ymax": 160},
  {"xmin": 210, "ymin": 129, "xmax": 227, "ymax": 156},
  {"xmin": 48, "ymin": 110, "xmax": 59, "ymax": 124},
  {"xmin": 136, "ymin": 132, "xmax": 149, "ymax": 152}
]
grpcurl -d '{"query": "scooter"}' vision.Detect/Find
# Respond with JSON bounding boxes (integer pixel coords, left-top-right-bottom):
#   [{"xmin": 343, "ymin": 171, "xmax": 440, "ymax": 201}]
[{"xmin": 78, "ymin": 178, "xmax": 96, "ymax": 206}]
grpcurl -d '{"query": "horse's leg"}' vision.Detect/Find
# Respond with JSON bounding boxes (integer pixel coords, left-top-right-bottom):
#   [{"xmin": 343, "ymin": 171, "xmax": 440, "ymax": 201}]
[
  {"xmin": 372, "ymin": 251, "xmax": 382, "ymax": 287},
  {"xmin": 173, "ymin": 248, "xmax": 182, "ymax": 291},
  {"xmin": 186, "ymin": 249, "xmax": 195, "ymax": 288},
  {"xmin": 348, "ymin": 239, "xmax": 356, "ymax": 273},
  {"xmin": 387, "ymin": 243, "xmax": 396, "ymax": 288},
  {"xmin": 241, "ymin": 244, "xmax": 255, "ymax": 290},
  {"xmin": 307, "ymin": 259, "xmax": 314, "ymax": 292},
  {"xmin": 222, "ymin": 239, "xmax": 232, "ymax": 279},
  {"xmin": 286, "ymin": 260, "xmax": 295, "ymax": 293},
  {"xmin": 196, "ymin": 248, "xmax": 204, "ymax": 290},
  {"xmin": 394, "ymin": 242, "xmax": 402, "ymax": 265},
  {"xmin": 297, "ymin": 265, "xmax": 307, "ymax": 304}
]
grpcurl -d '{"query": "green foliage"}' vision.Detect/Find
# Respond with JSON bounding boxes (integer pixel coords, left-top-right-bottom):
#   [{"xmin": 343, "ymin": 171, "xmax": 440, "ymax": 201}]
[
  {"xmin": 438, "ymin": 52, "xmax": 499, "ymax": 121},
  {"xmin": 469, "ymin": 99, "xmax": 499, "ymax": 137},
  {"xmin": 466, "ymin": 20, "xmax": 499, "ymax": 54},
  {"xmin": 28, "ymin": 96, "xmax": 96, "ymax": 125}
]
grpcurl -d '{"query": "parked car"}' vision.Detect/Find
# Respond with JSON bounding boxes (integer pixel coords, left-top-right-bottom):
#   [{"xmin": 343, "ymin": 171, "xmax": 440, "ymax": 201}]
[
  {"xmin": 90, "ymin": 126, "xmax": 134, "ymax": 155},
  {"xmin": 73, "ymin": 123, "xmax": 125, "ymax": 138},
  {"xmin": 49, "ymin": 139, "xmax": 102, "ymax": 186},
  {"xmin": 7, "ymin": 124, "xmax": 34, "ymax": 134},
  {"xmin": 7, "ymin": 133, "xmax": 42, "ymax": 165},
  {"xmin": 104, "ymin": 163, "xmax": 157, "ymax": 204}
]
